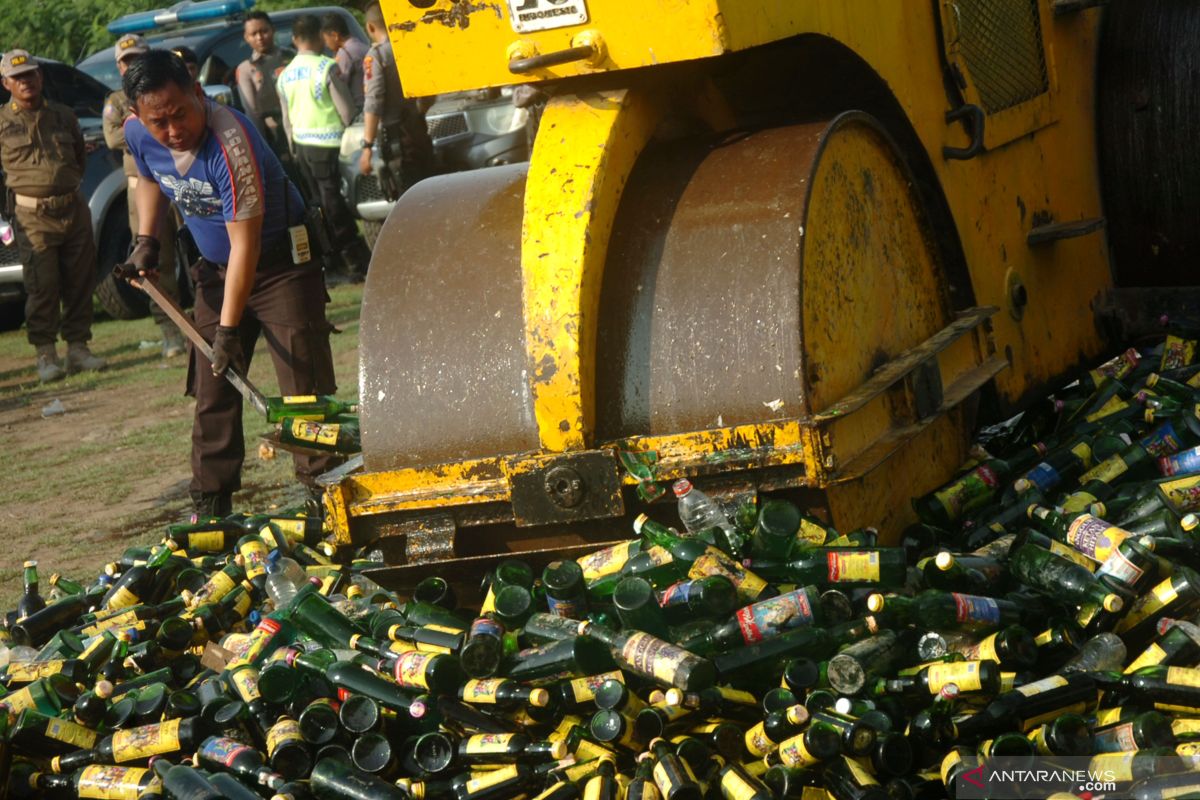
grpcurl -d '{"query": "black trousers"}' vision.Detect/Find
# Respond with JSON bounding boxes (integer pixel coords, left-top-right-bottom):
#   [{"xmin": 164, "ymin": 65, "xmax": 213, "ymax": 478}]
[
  {"xmin": 14, "ymin": 195, "xmax": 96, "ymax": 347},
  {"xmin": 294, "ymin": 144, "xmax": 358, "ymax": 250},
  {"xmin": 187, "ymin": 253, "xmax": 339, "ymax": 496}
]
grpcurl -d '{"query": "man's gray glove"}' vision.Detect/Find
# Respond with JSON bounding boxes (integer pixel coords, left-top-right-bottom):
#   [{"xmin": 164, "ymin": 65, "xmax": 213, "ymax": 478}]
[
  {"xmin": 118, "ymin": 234, "xmax": 161, "ymax": 280},
  {"xmin": 211, "ymin": 325, "xmax": 246, "ymax": 378}
]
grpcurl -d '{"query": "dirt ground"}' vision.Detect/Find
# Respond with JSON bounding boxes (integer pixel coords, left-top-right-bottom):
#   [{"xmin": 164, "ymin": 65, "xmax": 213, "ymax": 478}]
[{"xmin": 0, "ymin": 283, "xmax": 363, "ymax": 610}]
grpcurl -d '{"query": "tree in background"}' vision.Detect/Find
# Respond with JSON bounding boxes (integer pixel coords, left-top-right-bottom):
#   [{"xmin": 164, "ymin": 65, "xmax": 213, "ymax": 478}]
[{"xmin": 0, "ymin": 0, "xmax": 365, "ymax": 64}]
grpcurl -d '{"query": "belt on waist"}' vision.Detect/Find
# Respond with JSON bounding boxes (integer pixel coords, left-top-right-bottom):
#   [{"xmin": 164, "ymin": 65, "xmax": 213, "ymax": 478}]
[{"xmin": 14, "ymin": 191, "xmax": 75, "ymax": 210}]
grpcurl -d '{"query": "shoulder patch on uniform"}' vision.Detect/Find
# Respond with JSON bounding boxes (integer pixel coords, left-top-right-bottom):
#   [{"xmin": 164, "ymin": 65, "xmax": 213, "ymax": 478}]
[
  {"xmin": 211, "ymin": 107, "xmax": 262, "ymax": 220},
  {"xmin": 363, "ymin": 55, "xmax": 373, "ymax": 80}
]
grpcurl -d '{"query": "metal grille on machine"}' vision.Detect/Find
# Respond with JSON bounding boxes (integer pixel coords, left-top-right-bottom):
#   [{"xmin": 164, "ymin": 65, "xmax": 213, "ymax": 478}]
[
  {"xmin": 357, "ymin": 175, "xmax": 386, "ymax": 204},
  {"xmin": 955, "ymin": 0, "xmax": 1049, "ymax": 113},
  {"xmin": 0, "ymin": 243, "xmax": 18, "ymax": 267},
  {"xmin": 426, "ymin": 112, "xmax": 469, "ymax": 143}
]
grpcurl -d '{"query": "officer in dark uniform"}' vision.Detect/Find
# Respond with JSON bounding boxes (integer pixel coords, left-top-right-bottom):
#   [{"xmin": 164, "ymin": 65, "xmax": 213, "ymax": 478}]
[
  {"xmin": 235, "ymin": 11, "xmax": 293, "ymax": 155},
  {"xmin": 103, "ymin": 33, "xmax": 184, "ymax": 359},
  {"xmin": 0, "ymin": 49, "xmax": 106, "ymax": 382},
  {"xmin": 359, "ymin": 2, "xmax": 434, "ymax": 196}
]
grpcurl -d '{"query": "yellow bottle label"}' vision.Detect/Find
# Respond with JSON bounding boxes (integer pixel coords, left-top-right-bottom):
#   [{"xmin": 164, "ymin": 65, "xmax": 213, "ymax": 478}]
[
  {"xmin": 574, "ymin": 739, "xmax": 614, "ymax": 763},
  {"xmin": 239, "ymin": 540, "xmax": 269, "ymax": 580},
  {"xmin": 1033, "ymin": 628, "xmax": 1053, "ymax": 646},
  {"xmin": 568, "ymin": 671, "xmax": 624, "ymax": 704},
  {"xmin": 283, "ymin": 395, "xmax": 319, "ymax": 404},
  {"xmin": 1, "ymin": 685, "xmax": 35, "ymax": 718},
  {"xmin": 479, "ymin": 587, "xmax": 497, "ymax": 615},
  {"xmin": 1089, "ymin": 752, "xmax": 1134, "ymax": 783},
  {"xmin": 583, "ymin": 775, "xmax": 609, "ymax": 800},
  {"xmin": 230, "ymin": 667, "xmax": 262, "ymax": 703},
  {"xmin": 720, "ymin": 770, "xmax": 761, "ymax": 800},
  {"xmin": 970, "ymin": 634, "xmax": 999, "ymax": 663},
  {"xmin": 578, "ymin": 540, "xmax": 639, "ymax": 582},
  {"xmin": 425, "ymin": 624, "xmax": 465, "ymax": 635},
  {"xmin": 797, "ymin": 519, "xmax": 828, "ymax": 546},
  {"xmin": 1070, "ymin": 442, "xmax": 1095, "ymax": 469},
  {"xmin": 652, "ymin": 763, "xmax": 672, "ymax": 796},
  {"xmin": 1046, "ymin": 540, "xmax": 1097, "ymax": 571},
  {"xmin": 77, "ymin": 765, "xmax": 149, "ymax": 800},
  {"xmin": 1079, "ymin": 454, "xmax": 1129, "ymax": 485},
  {"xmin": 926, "ymin": 661, "xmax": 983, "ymax": 694},
  {"xmin": 46, "ymin": 717, "xmax": 98, "ymax": 749},
  {"xmin": 643, "ymin": 546, "xmax": 674, "ymax": 568},
  {"xmin": 1168, "ymin": 667, "xmax": 1200, "ymax": 688},
  {"xmin": 689, "ymin": 549, "xmax": 768, "ymax": 602},
  {"xmin": 1125, "ymin": 642, "xmax": 1169, "ymax": 674},
  {"xmin": 462, "ymin": 679, "xmax": 504, "ymax": 704},
  {"xmin": 939, "ymin": 750, "xmax": 963, "ymax": 785},
  {"xmin": 465, "ymin": 733, "xmax": 516, "ymax": 755},
  {"xmin": 1162, "ymin": 335, "xmax": 1197, "ymax": 371},
  {"xmin": 1093, "ymin": 707, "xmax": 1126, "ymax": 727},
  {"xmin": 394, "ymin": 651, "xmax": 435, "ymax": 689},
  {"xmin": 81, "ymin": 609, "xmax": 140, "ymax": 637},
  {"xmin": 1015, "ymin": 675, "xmax": 1068, "ymax": 697},
  {"xmin": 197, "ymin": 570, "xmax": 237, "ymax": 605},
  {"xmin": 744, "ymin": 723, "xmax": 775, "ymax": 758},
  {"xmin": 289, "ymin": 419, "xmax": 340, "ymax": 446},
  {"xmin": 5, "ymin": 660, "xmax": 64, "ymax": 683},
  {"xmin": 186, "ymin": 531, "xmax": 226, "ymax": 553},
  {"xmin": 842, "ymin": 757, "xmax": 877, "ymax": 786},
  {"xmin": 107, "ymin": 585, "xmax": 140, "ymax": 611},
  {"xmin": 1084, "ymin": 396, "xmax": 1130, "ymax": 424},
  {"xmin": 267, "ymin": 718, "xmax": 303, "ymax": 756},
  {"xmin": 1118, "ymin": 577, "xmax": 1181, "ymax": 634},
  {"xmin": 619, "ymin": 632, "xmax": 691, "ymax": 687},
  {"xmin": 825, "ymin": 552, "xmax": 880, "ymax": 583},
  {"xmin": 778, "ymin": 733, "xmax": 820, "ymax": 767},
  {"xmin": 465, "ymin": 765, "xmax": 520, "ymax": 794},
  {"xmin": 1161, "ymin": 475, "xmax": 1200, "ymax": 513},
  {"xmin": 111, "ymin": 719, "xmax": 182, "ymax": 762}
]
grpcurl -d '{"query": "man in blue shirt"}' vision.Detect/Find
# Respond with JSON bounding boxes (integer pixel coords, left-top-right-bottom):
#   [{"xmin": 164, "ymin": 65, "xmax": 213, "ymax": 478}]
[{"xmin": 121, "ymin": 50, "xmax": 338, "ymax": 518}]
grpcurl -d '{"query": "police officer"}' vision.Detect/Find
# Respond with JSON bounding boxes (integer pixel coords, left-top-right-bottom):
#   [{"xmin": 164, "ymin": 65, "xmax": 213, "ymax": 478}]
[
  {"xmin": 321, "ymin": 12, "xmax": 368, "ymax": 115},
  {"xmin": 235, "ymin": 11, "xmax": 292, "ymax": 154},
  {"xmin": 0, "ymin": 50, "xmax": 106, "ymax": 382},
  {"xmin": 277, "ymin": 14, "xmax": 367, "ymax": 275},
  {"xmin": 359, "ymin": 2, "xmax": 434, "ymax": 195},
  {"xmin": 103, "ymin": 34, "xmax": 185, "ymax": 359},
  {"xmin": 122, "ymin": 50, "xmax": 338, "ymax": 518}
]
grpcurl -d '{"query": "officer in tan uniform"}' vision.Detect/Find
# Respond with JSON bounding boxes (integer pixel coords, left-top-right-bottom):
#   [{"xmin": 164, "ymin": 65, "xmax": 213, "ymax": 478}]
[
  {"xmin": 359, "ymin": 2, "xmax": 434, "ymax": 196},
  {"xmin": 235, "ymin": 11, "xmax": 293, "ymax": 155},
  {"xmin": 0, "ymin": 50, "xmax": 105, "ymax": 382},
  {"xmin": 103, "ymin": 34, "xmax": 184, "ymax": 358}
]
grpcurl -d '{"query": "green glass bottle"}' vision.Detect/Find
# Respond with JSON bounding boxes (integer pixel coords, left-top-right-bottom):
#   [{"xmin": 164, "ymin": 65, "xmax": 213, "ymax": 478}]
[
  {"xmin": 1008, "ymin": 540, "xmax": 1124, "ymax": 612},
  {"xmin": 277, "ymin": 416, "xmax": 361, "ymax": 454},
  {"xmin": 680, "ymin": 585, "xmax": 824, "ymax": 653},
  {"xmin": 15, "ymin": 561, "xmax": 44, "ymax": 622},
  {"xmin": 746, "ymin": 547, "xmax": 907, "ymax": 588},
  {"xmin": 750, "ymin": 499, "xmax": 802, "ymax": 560},
  {"xmin": 634, "ymin": 515, "xmax": 772, "ymax": 603},
  {"xmin": 264, "ymin": 394, "xmax": 358, "ymax": 424},
  {"xmin": 309, "ymin": 756, "xmax": 407, "ymax": 800},
  {"xmin": 656, "ymin": 576, "xmax": 737, "ymax": 624},
  {"xmin": 866, "ymin": 590, "xmax": 1023, "ymax": 632},
  {"xmin": 542, "ymin": 560, "xmax": 589, "ymax": 620},
  {"xmin": 29, "ymin": 765, "xmax": 161, "ymax": 799},
  {"xmin": 195, "ymin": 735, "xmax": 284, "ymax": 791},
  {"xmin": 581, "ymin": 620, "xmax": 715, "ymax": 692},
  {"xmin": 826, "ymin": 631, "xmax": 908, "ymax": 696},
  {"xmin": 881, "ymin": 660, "xmax": 1001, "ymax": 698},
  {"xmin": 613, "ymin": 577, "xmax": 670, "ymax": 640},
  {"xmin": 1091, "ymin": 710, "xmax": 1174, "ymax": 752},
  {"xmin": 913, "ymin": 456, "xmax": 1032, "ymax": 527}
]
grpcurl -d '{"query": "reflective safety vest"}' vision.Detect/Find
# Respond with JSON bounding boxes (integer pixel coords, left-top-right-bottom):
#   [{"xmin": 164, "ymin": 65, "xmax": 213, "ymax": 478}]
[{"xmin": 277, "ymin": 53, "xmax": 343, "ymax": 147}]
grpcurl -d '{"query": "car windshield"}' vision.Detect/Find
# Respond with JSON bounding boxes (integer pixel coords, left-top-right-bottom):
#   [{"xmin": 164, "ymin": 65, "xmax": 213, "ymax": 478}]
[{"xmin": 76, "ymin": 51, "xmax": 121, "ymax": 92}]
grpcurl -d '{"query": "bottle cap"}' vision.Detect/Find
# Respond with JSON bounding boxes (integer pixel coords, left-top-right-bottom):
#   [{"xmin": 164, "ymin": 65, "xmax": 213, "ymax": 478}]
[
  {"xmin": 529, "ymin": 688, "xmax": 550, "ymax": 707},
  {"xmin": 672, "ymin": 478, "xmax": 693, "ymax": 497},
  {"xmin": 49, "ymin": 756, "xmax": 61, "ymax": 774},
  {"xmin": 1184, "ymin": 514, "xmax": 1199, "ymax": 532},
  {"xmin": 663, "ymin": 688, "xmax": 684, "ymax": 706},
  {"xmin": 934, "ymin": 551, "xmax": 955, "ymax": 571},
  {"xmin": 48, "ymin": 573, "xmax": 60, "ymax": 586},
  {"xmin": 1148, "ymin": 373, "xmax": 1161, "ymax": 387},
  {"xmin": 785, "ymin": 705, "xmax": 809, "ymax": 725},
  {"xmin": 1102, "ymin": 594, "xmax": 1124, "ymax": 613},
  {"xmin": 22, "ymin": 560, "xmax": 35, "ymax": 569},
  {"xmin": 939, "ymin": 683, "xmax": 960, "ymax": 701},
  {"xmin": 866, "ymin": 593, "xmax": 885, "ymax": 613},
  {"xmin": 632, "ymin": 513, "xmax": 649, "ymax": 533},
  {"xmin": 550, "ymin": 740, "xmax": 569, "ymax": 760},
  {"xmin": 94, "ymin": 680, "xmax": 113, "ymax": 699},
  {"xmin": 1013, "ymin": 478, "xmax": 1033, "ymax": 494}
]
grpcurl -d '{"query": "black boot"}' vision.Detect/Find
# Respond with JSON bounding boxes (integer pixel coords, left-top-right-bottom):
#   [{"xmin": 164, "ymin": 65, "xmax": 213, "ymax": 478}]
[{"xmin": 191, "ymin": 491, "xmax": 233, "ymax": 520}]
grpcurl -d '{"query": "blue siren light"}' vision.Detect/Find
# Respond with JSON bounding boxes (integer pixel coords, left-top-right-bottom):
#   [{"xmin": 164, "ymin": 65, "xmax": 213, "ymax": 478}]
[{"xmin": 108, "ymin": 0, "xmax": 256, "ymax": 35}]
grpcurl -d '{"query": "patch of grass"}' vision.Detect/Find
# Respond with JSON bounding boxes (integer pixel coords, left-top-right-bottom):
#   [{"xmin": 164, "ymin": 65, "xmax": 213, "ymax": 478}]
[{"xmin": 0, "ymin": 283, "xmax": 364, "ymax": 610}]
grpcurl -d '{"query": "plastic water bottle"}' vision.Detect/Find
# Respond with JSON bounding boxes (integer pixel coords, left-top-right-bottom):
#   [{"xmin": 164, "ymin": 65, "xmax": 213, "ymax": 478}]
[
  {"xmin": 264, "ymin": 551, "xmax": 299, "ymax": 609},
  {"xmin": 673, "ymin": 478, "xmax": 740, "ymax": 548}
]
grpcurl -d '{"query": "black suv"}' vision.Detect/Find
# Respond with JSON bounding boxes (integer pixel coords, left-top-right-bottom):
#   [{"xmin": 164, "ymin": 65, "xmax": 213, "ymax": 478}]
[{"xmin": 0, "ymin": 59, "xmax": 138, "ymax": 328}]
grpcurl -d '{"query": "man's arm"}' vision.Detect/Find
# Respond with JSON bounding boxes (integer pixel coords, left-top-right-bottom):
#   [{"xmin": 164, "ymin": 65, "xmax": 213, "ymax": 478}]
[
  {"xmin": 236, "ymin": 63, "xmax": 263, "ymax": 131},
  {"xmin": 134, "ymin": 175, "xmax": 168, "ymax": 239},
  {"xmin": 220, "ymin": 215, "xmax": 263, "ymax": 328},
  {"xmin": 360, "ymin": 49, "xmax": 384, "ymax": 175},
  {"xmin": 328, "ymin": 69, "xmax": 354, "ymax": 128},
  {"xmin": 102, "ymin": 95, "xmax": 126, "ymax": 152}
]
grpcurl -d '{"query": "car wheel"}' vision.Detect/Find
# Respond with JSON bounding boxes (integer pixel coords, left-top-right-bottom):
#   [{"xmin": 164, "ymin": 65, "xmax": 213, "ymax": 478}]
[
  {"xmin": 94, "ymin": 198, "xmax": 147, "ymax": 320},
  {"xmin": 0, "ymin": 299, "xmax": 23, "ymax": 332},
  {"xmin": 362, "ymin": 219, "xmax": 383, "ymax": 251}
]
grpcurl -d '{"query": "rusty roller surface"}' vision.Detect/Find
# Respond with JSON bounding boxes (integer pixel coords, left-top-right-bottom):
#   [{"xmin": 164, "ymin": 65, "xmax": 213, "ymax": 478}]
[
  {"xmin": 596, "ymin": 112, "xmax": 948, "ymax": 441},
  {"xmin": 358, "ymin": 164, "xmax": 538, "ymax": 471}
]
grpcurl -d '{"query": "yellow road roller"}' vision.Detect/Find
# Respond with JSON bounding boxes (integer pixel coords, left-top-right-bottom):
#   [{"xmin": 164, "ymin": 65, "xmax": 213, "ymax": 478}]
[{"xmin": 326, "ymin": 0, "xmax": 1195, "ymax": 581}]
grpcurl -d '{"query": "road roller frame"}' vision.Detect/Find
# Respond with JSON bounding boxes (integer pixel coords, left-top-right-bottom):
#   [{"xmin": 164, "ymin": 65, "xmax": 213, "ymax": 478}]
[{"xmin": 334, "ymin": 0, "xmax": 1113, "ymax": 553}]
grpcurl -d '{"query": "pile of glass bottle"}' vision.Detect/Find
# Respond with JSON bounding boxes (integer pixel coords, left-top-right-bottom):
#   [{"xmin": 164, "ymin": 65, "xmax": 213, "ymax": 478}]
[{"xmin": 10, "ymin": 330, "xmax": 1200, "ymax": 800}]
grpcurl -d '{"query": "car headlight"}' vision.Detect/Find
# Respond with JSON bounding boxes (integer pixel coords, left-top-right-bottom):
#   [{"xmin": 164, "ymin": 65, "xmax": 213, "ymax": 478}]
[
  {"xmin": 466, "ymin": 104, "xmax": 528, "ymax": 137},
  {"xmin": 340, "ymin": 123, "xmax": 366, "ymax": 159}
]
